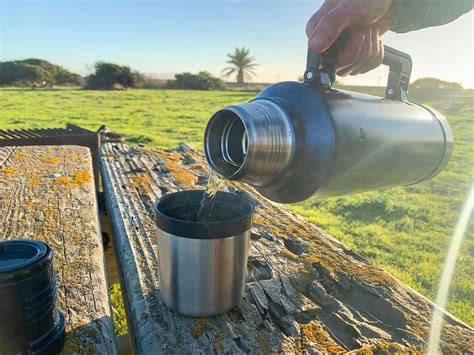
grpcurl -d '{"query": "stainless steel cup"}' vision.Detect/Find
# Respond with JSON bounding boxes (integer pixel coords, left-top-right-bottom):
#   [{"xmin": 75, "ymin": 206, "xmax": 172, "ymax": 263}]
[{"xmin": 153, "ymin": 190, "xmax": 255, "ymax": 317}]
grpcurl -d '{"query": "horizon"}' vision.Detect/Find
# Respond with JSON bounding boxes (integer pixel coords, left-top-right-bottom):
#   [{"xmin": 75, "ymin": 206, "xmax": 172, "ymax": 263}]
[{"xmin": 1, "ymin": 0, "xmax": 473, "ymax": 88}]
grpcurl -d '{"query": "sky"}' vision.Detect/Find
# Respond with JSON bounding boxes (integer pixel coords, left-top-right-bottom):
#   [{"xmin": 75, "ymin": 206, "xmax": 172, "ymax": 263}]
[{"xmin": 1, "ymin": 0, "xmax": 473, "ymax": 87}]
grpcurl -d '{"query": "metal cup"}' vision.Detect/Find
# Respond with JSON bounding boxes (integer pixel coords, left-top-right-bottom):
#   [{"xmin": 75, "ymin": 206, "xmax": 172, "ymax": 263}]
[{"xmin": 153, "ymin": 190, "xmax": 255, "ymax": 317}]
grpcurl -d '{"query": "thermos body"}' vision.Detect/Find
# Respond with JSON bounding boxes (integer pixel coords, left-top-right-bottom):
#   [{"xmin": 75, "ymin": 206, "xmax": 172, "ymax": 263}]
[{"xmin": 205, "ymin": 81, "xmax": 453, "ymax": 203}]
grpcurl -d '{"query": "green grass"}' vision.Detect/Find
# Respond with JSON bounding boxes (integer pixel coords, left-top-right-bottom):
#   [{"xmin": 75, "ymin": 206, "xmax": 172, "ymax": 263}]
[
  {"xmin": 0, "ymin": 88, "xmax": 253, "ymax": 148},
  {"xmin": 1, "ymin": 87, "xmax": 472, "ymax": 329}
]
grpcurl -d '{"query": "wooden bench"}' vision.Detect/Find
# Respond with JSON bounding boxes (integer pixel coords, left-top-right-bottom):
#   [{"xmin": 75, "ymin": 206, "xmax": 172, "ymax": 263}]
[
  {"xmin": 0, "ymin": 146, "xmax": 117, "ymax": 353},
  {"xmin": 100, "ymin": 143, "xmax": 473, "ymax": 353}
]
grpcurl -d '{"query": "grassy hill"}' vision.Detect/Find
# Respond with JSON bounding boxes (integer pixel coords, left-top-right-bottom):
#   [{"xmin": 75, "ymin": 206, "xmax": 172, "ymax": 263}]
[{"xmin": 0, "ymin": 87, "xmax": 472, "ymax": 326}]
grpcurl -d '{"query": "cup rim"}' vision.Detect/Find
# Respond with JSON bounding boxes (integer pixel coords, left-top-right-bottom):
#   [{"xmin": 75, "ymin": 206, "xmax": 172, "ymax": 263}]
[{"xmin": 153, "ymin": 190, "xmax": 255, "ymax": 239}]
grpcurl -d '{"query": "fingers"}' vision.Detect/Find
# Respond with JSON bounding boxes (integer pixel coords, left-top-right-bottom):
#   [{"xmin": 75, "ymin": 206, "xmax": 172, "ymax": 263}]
[
  {"xmin": 305, "ymin": 0, "xmax": 391, "ymax": 76},
  {"xmin": 335, "ymin": 28, "xmax": 385, "ymax": 76},
  {"xmin": 305, "ymin": 0, "xmax": 339, "ymax": 38},
  {"xmin": 331, "ymin": 30, "xmax": 365, "ymax": 76},
  {"xmin": 350, "ymin": 29, "xmax": 380, "ymax": 75},
  {"xmin": 359, "ymin": 41, "xmax": 384, "ymax": 73},
  {"xmin": 308, "ymin": 2, "xmax": 353, "ymax": 52},
  {"xmin": 337, "ymin": 28, "xmax": 373, "ymax": 76}
]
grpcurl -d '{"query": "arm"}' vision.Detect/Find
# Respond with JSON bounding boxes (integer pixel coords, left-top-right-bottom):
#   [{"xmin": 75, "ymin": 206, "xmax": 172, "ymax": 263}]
[{"xmin": 391, "ymin": 0, "xmax": 474, "ymax": 33}]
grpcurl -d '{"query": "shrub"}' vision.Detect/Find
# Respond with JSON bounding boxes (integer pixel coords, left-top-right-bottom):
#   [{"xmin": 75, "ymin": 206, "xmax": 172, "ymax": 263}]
[
  {"xmin": 412, "ymin": 77, "xmax": 462, "ymax": 90},
  {"xmin": 0, "ymin": 59, "xmax": 83, "ymax": 87},
  {"xmin": 85, "ymin": 62, "xmax": 145, "ymax": 90},
  {"xmin": 0, "ymin": 61, "xmax": 53, "ymax": 86},
  {"xmin": 54, "ymin": 67, "xmax": 84, "ymax": 86},
  {"xmin": 167, "ymin": 71, "xmax": 225, "ymax": 90}
]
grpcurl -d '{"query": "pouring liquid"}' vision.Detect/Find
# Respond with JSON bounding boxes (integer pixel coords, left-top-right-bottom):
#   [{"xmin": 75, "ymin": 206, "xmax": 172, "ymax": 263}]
[{"xmin": 197, "ymin": 170, "xmax": 226, "ymax": 221}]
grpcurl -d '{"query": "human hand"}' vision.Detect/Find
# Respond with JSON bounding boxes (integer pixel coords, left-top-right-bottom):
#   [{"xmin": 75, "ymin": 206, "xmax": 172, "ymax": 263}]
[{"xmin": 306, "ymin": 0, "xmax": 395, "ymax": 76}]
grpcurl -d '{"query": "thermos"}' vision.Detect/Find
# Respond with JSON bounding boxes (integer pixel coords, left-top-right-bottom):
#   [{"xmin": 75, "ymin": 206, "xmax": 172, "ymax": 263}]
[{"xmin": 204, "ymin": 45, "xmax": 453, "ymax": 203}]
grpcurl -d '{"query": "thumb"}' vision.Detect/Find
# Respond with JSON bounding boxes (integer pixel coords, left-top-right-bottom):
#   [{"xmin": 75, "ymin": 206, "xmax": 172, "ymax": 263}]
[{"xmin": 308, "ymin": 4, "xmax": 353, "ymax": 52}]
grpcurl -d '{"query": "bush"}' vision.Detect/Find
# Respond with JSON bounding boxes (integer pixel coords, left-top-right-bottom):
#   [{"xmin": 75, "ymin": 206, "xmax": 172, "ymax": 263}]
[
  {"xmin": 412, "ymin": 77, "xmax": 462, "ymax": 90},
  {"xmin": 0, "ymin": 61, "xmax": 53, "ymax": 86},
  {"xmin": 0, "ymin": 59, "xmax": 83, "ymax": 87},
  {"xmin": 167, "ymin": 71, "xmax": 225, "ymax": 90},
  {"xmin": 85, "ymin": 62, "xmax": 144, "ymax": 90},
  {"xmin": 54, "ymin": 67, "xmax": 84, "ymax": 86}
]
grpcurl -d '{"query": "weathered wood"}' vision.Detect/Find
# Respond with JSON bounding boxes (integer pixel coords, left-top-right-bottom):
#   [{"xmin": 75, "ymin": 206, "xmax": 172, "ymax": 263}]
[
  {"xmin": 0, "ymin": 146, "xmax": 117, "ymax": 354},
  {"xmin": 101, "ymin": 143, "xmax": 474, "ymax": 353}
]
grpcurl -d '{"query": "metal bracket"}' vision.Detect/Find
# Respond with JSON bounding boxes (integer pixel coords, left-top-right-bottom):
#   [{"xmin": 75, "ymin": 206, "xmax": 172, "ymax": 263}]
[
  {"xmin": 303, "ymin": 50, "xmax": 334, "ymax": 89},
  {"xmin": 382, "ymin": 46, "xmax": 412, "ymax": 101}
]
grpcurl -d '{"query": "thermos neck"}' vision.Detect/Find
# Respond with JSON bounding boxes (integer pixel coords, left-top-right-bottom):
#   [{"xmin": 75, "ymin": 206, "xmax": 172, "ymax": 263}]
[{"xmin": 204, "ymin": 100, "xmax": 294, "ymax": 186}]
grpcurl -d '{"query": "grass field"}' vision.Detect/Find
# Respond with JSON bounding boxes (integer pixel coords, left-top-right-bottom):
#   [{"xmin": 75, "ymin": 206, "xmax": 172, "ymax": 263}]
[{"xmin": 1, "ymin": 87, "xmax": 472, "ymax": 328}]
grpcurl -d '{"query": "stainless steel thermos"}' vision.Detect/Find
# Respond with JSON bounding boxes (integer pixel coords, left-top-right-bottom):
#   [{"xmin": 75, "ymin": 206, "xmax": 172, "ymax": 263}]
[{"xmin": 204, "ymin": 46, "xmax": 453, "ymax": 203}]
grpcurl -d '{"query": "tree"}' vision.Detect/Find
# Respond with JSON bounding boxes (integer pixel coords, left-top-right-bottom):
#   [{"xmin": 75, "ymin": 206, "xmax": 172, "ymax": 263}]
[
  {"xmin": 0, "ymin": 59, "xmax": 82, "ymax": 87},
  {"xmin": 85, "ymin": 62, "xmax": 144, "ymax": 90},
  {"xmin": 167, "ymin": 71, "xmax": 225, "ymax": 91},
  {"xmin": 0, "ymin": 62, "xmax": 53, "ymax": 86},
  {"xmin": 412, "ymin": 77, "xmax": 462, "ymax": 90},
  {"xmin": 222, "ymin": 47, "xmax": 258, "ymax": 84}
]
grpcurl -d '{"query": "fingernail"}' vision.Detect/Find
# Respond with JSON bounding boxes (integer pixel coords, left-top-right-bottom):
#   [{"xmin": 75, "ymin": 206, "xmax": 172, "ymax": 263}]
[{"xmin": 337, "ymin": 69, "xmax": 350, "ymax": 77}]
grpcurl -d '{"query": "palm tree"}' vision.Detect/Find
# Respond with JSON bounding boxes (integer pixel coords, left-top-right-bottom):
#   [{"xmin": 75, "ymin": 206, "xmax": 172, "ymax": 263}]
[{"xmin": 222, "ymin": 47, "xmax": 258, "ymax": 84}]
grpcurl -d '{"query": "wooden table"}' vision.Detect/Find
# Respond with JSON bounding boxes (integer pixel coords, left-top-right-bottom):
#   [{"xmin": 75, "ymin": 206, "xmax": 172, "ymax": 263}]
[
  {"xmin": 0, "ymin": 146, "xmax": 117, "ymax": 354},
  {"xmin": 101, "ymin": 143, "xmax": 473, "ymax": 353}
]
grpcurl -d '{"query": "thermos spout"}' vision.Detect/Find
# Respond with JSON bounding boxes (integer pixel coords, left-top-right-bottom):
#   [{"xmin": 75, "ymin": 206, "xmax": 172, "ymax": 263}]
[{"xmin": 205, "ymin": 100, "xmax": 295, "ymax": 187}]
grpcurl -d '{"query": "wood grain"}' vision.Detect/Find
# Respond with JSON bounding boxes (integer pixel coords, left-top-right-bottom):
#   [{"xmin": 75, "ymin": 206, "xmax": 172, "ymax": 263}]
[
  {"xmin": 0, "ymin": 146, "xmax": 117, "ymax": 354},
  {"xmin": 101, "ymin": 143, "xmax": 473, "ymax": 354}
]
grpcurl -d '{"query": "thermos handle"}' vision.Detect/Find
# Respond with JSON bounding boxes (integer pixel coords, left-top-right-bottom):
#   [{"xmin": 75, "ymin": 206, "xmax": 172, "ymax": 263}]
[
  {"xmin": 382, "ymin": 46, "xmax": 412, "ymax": 101},
  {"xmin": 304, "ymin": 36, "xmax": 412, "ymax": 101}
]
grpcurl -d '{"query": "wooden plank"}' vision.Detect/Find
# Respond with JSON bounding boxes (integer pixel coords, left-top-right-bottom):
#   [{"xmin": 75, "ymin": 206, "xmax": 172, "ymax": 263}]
[
  {"xmin": 0, "ymin": 145, "xmax": 117, "ymax": 354},
  {"xmin": 100, "ymin": 143, "xmax": 474, "ymax": 354}
]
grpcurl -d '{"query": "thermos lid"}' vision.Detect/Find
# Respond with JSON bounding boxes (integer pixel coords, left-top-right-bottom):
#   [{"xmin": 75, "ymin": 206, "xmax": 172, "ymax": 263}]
[
  {"xmin": 154, "ymin": 190, "xmax": 255, "ymax": 239},
  {"xmin": 0, "ymin": 240, "xmax": 51, "ymax": 282},
  {"xmin": 0, "ymin": 240, "xmax": 66, "ymax": 354}
]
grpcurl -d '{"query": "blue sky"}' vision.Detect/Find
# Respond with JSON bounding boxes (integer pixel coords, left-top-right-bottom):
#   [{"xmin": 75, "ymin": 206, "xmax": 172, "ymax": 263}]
[{"xmin": 1, "ymin": 0, "xmax": 472, "ymax": 87}]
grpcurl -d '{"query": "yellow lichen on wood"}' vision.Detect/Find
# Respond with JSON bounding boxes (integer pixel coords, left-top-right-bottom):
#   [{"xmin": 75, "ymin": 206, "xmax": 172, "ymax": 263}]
[
  {"xmin": 164, "ymin": 160, "xmax": 197, "ymax": 189},
  {"xmin": 54, "ymin": 170, "xmax": 92, "ymax": 186},
  {"xmin": 26, "ymin": 172, "xmax": 40, "ymax": 188},
  {"xmin": 12, "ymin": 151, "xmax": 28, "ymax": 162},
  {"xmin": 280, "ymin": 248, "xmax": 300, "ymax": 260},
  {"xmin": 73, "ymin": 170, "xmax": 92, "ymax": 184},
  {"xmin": 46, "ymin": 157, "xmax": 61, "ymax": 164},
  {"xmin": 131, "ymin": 174, "xmax": 152, "ymax": 195},
  {"xmin": 215, "ymin": 331, "xmax": 228, "ymax": 342},
  {"xmin": 213, "ymin": 332, "xmax": 229, "ymax": 350},
  {"xmin": 2, "ymin": 166, "xmax": 15, "ymax": 176},
  {"xmin": 253, "ymin": 215, "xmax": 285, "ymax": 237},
  {"xmin": 353, "ymin": 339, "xmax": 420, "ymax": 354},
  {"xmin": 301, "ymin": 322, "xmax": 345, "ymax": 353},
  {"xmin": 191, "ymin": 318, "xmax": 211, "ymax": 337}
]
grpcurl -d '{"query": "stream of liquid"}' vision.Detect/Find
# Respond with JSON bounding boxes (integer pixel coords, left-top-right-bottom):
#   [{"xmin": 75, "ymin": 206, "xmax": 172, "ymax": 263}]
[{"xmin": 197, "ymin": 170, "xmax": 226, "ymax": 221}]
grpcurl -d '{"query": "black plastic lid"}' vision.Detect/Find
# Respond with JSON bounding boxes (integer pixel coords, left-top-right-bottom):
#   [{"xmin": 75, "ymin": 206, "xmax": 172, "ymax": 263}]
[
  {"xmin": 0, "ymin": 240, "xmax": 51, "ymax": 283},
  {"xmin": 153, "ymin": 190, "xmax": 255, "ymax": 239},
  {"xmin": 29, "ymin": 311, "xmax": 66, "ymax": 354}
]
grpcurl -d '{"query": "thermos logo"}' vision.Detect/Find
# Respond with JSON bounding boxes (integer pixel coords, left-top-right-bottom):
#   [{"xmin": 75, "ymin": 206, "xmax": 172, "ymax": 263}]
[{"xmin": 359, "ymin": 128, "xmax": 369, "ymax": 145}]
